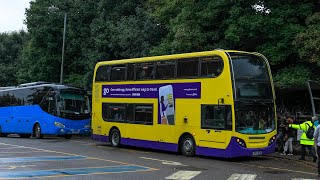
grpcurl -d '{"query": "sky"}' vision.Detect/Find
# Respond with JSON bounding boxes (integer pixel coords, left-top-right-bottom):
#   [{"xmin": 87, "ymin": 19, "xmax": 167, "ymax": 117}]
[{"xmin": 0, "ymin": 0, "xmax": 31, "ymax": 33}]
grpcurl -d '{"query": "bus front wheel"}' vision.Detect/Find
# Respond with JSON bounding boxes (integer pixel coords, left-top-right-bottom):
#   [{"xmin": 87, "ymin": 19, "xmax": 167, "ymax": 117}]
[
  {"xmin": 0, "ymin": 126, "xmax": 7, "ymax": 137},
  {"xmin": 110, "ymin": 129, "xmax": 121, "ymax": 147},
  {"xmin": 33, "ymin": 124, "xmax": 43, "ymax": 139},
  {"xmin": 65, "ymin": 135, "xmax": 72, "ymax": 139},
  {"xmin": 20, "ymin": 134, "xmax": 31, "ymax": 138},
  {"xmin": 180, "ymin": 135, "xmax": 196, "ymax": 157}
]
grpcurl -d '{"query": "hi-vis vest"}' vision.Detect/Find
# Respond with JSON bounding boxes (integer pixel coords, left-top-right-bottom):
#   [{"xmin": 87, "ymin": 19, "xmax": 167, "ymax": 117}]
[{"xmin": 289, "ymin": 121, "xmax": 314, "ymax": 145}]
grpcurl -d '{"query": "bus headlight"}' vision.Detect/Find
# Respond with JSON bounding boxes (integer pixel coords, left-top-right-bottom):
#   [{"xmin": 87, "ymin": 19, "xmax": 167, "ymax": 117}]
[
  {"xmin": 54, "ymin": 122, "xmax": 65, "ymax": 128},
  {"xmin": 268, "ymin": 135, "xmax": 276, "ymax": 145},
  {"xmin": 84, "ymin": 124, "xmax": 91, "ymax": 128},
  {"xmin": 236, "ymin": 138, "xmax": 246, "ymax": 148}
]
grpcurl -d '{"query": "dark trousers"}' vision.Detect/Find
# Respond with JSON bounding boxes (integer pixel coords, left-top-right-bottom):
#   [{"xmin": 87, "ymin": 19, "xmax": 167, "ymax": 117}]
[
  {"xmin": 318, "ymin": 146, "xmax": 320, "ymax": 175},
  {"xmin": 301, "ymin": 144, "xmax": 315, "ymax": 159}
]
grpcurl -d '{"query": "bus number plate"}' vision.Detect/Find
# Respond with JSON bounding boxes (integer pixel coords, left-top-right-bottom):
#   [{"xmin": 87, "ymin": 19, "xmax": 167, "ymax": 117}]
[
  {"xmin": 252, "ymin": 151, "xmax": 262, "ymax": 156},
  {"xmin": 70, "ymin": 129, "xmax": 80, "ymax": 134}
]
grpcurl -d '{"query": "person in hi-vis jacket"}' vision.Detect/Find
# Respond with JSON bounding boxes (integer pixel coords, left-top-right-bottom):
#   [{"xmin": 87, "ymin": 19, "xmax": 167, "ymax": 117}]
[{"xmin": 289, "ymin": 117, "xmax": 317, "ymax": 162}]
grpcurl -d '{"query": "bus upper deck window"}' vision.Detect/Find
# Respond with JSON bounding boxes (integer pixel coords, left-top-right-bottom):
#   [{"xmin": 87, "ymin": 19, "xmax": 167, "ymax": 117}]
[
  {"xmin": 95, "ymin": 65, "xmax": 109, "ymax": 82},
  {"xmin": 110, "ymin": 65, "xmax": 126, "ymax": 81},
  {"xmin": 136, "ymin": 62, "xmax": 155, "ymax": 80},
  {"xmin": 200, "ymin": 56, "xmax": 224, "ymax": 78},
  {"xmin": 127, "ymin": 64, "xmax": 134, "ymax": 80},
  {"xmin": 156, "ymin": 61, "xmax": 175, "ymax": 79},
  {"xmin": 177, "ymin": 58, "xmax": 199, "ymax": 78}
]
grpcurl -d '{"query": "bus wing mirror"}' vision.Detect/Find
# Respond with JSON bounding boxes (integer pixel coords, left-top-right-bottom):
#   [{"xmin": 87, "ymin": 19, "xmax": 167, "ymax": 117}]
[
  {"xmin": 218, "ymin": 98, "xmax": 224, "ymax": 105},
  {"xmin": 218, "ymin": 98, "xmax": 224, "ymax": 110}
]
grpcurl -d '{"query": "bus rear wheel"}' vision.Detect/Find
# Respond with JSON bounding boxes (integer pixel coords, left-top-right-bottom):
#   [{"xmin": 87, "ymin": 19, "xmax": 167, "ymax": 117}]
[
  {"xmin": 180, "ymin": 135, "xmax": 196, "ymax": 157},
  {"xmin": 110, "ymin": 129, "xmax": 121, "ymax": 147},
  {"xmin": 33, "ymin": 124, "xmax": 43, "ymax": 139}
]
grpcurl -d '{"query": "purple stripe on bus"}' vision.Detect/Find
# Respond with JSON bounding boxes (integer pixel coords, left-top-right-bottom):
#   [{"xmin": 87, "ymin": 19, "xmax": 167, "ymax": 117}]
[
  {"xmin": 196, "ymin": 137, "xmax": 276, "ymax": 158},
  {"xmin": 121, "ymin": 138, "xmax": 178, "ymax": 152},
  {"xmin": 92, "ymin": 134, "xmax": 109, "ymax": 142},
  {"xmin": 92, "ymin": 134, "xmax": 275, "ymax": 158},
  {"xmin": 102, "ymin": 82, "xmax": 201, "ymax": 99}
]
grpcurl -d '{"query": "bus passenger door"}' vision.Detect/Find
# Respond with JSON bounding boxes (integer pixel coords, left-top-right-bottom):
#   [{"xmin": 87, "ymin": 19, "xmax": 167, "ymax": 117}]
[{"xmin": 198, "ymin": 105, "xmax": 232, "ymax": 149}]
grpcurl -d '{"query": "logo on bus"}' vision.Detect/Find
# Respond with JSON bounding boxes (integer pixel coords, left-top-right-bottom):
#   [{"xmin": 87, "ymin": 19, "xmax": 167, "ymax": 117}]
[{"xmin": 103, "ymin": 88, "xmax": 109, "ymax": 95}]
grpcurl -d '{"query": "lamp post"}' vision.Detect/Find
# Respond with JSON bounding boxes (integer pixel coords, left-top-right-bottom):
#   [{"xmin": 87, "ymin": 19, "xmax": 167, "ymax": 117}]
[{"xmin": 48, "ymin": 6, "xmax": 67, "ymax": 84}]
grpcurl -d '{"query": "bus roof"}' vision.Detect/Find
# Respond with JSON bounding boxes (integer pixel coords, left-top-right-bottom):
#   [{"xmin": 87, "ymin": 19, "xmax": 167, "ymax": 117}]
[
  {"xmin": 95, "ymin": 49, "xmax": 261, "ymax": 67},
  {"xmin": 0, "ymin": 82, "xmax": 85, "ymax": 93}
]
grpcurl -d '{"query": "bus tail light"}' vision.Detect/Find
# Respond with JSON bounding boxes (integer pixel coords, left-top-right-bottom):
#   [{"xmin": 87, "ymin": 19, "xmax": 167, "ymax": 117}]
[
  {"xmin": 268, "ymin": 135, "xmax": 276, "ymax": 145},
  {"xmin": 54, "ymin": 122, "xmax": 65, "ymax": 128},
  {"xmin": 236, "ymin": 138, "xmax": 246, "ymax": 148}
]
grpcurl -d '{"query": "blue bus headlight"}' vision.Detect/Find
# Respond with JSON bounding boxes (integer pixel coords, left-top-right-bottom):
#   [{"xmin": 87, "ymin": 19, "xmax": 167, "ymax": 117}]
[
  {"xmin": 269, "ymin": 135, "xmax": 276, "ymax": 145},
  {"xmin": 236, "ymin": 138, "xmax": 246, "ymax": 148},
  {"xmin": 54, "ymin": 122, "xmax": 65, "ymax": 128}
]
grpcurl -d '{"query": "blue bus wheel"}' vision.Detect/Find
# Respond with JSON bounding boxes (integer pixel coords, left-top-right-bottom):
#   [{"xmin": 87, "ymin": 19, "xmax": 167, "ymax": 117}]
[
  {"xmin": 110, "ymin": 129, "xmax": 121, "ymax": 147},
  {"xmin": 20, "ymin": 134, "xmax": 31, "ymax": 138},
  {"xmin": 65, "ymin": 135, "xmax": 72, "ymax": 139},
  {"xmin": 0, "ymin": 127, "xmax": 7, "ymax": 137},
  {"xmin": 33, "ymin": 124, "xmax": 43, "ymax": 139},
  {"xmin": 181, "ymin": 135, "xmax": 196, "ymax": 157}
]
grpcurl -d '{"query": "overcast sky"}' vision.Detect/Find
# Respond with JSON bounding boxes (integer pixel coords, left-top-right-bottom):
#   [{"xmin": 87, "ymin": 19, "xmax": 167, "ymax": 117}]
[{"xmin": 0, "ymin": 0, "xmax": 31, "ymax": 33}]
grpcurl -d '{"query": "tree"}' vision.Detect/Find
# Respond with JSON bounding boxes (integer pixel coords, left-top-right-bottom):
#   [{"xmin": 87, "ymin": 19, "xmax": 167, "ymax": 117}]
[{"xmin": 0, "ymin": 31, "xmax": 26, "ymax": 86}]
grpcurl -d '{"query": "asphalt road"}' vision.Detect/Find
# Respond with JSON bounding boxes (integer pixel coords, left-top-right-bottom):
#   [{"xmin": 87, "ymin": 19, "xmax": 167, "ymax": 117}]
[{"xmin": 0, "ymin": 135, "xmax": 317, "ymax": 180}]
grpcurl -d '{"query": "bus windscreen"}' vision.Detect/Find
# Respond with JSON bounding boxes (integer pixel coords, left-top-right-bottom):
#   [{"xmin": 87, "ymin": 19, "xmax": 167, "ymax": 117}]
[{"xmin": 58, "ymin": 91, "xmax": 90, "ymax": 119}]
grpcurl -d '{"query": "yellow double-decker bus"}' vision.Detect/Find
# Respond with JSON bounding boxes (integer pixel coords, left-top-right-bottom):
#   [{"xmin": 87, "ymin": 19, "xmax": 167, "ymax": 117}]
[{"xmin": 91, "ymin": 50, "xmax": 277, "ymax": 158}]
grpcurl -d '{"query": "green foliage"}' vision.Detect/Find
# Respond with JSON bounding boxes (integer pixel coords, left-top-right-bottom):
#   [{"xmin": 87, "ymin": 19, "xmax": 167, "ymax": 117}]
[
  {"xmin": 0, "ymin": 31, "xmax": 26, "ymax": 86},
  {"xmin": 293, "ymin": 12, "xmax": 320, "ymax": 64},
  {"xmin": 273, "ymin": 66, "xmax": 311, "ymax": 88}
]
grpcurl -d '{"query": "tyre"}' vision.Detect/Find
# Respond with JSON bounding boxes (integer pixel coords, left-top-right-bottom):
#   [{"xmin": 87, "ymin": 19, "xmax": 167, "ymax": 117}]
[
  {"xmin": 20, "ymin": 134, "xmax": 31, "ymax": 138},
  {"xmin": 65, "ymin": 134, "xmax": 72, "ymax": 139},
  {"xmin": 110, "ymin": 129, "xmax": 121, "ymax": 147},
  {"xmin": 180, "ymin": 135, "xmax": 196, "ymax": 157},
  {"xmin": 0, "ymin": 126, "xmax": 7, "ymax": 137},
  {"xmin": 33, "ymin": 124, "xmax": 43, "ymax": 139}
]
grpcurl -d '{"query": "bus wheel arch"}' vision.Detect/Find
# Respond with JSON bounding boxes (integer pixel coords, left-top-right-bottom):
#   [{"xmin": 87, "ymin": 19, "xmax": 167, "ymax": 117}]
[
  {"xmin": 179, "ymin": 133, "xmax": 196, "ymax": 157},
  {"xmin": 0, "ymin": 126, "xmax": 7, "ymax": 137},
  {"xmin": 109, "ymin": 127, "xmax": 121, "ymax": 147},
  {"xmin": 33, "ymin": 123, "xmax": 43, "ymax": 139}
]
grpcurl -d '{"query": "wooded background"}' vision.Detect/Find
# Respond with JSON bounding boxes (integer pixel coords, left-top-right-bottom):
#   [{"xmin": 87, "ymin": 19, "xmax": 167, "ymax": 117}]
[{"xmin": 1, "ymin": 0, "xmax": 320, "ymax": 89}]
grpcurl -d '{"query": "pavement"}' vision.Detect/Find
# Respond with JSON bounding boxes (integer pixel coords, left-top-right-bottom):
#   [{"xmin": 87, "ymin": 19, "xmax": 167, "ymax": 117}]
[{"xmin": 267, "ymin": 152, "xmax": 317, "ymax": 168}]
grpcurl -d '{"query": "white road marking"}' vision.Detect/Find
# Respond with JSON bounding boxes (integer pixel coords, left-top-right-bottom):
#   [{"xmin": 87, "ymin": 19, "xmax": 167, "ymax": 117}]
[
  {"xmin": 165, "ymin": 171, "xmax": 201, "ymax": 180},
  {"xmin": 227, "ymin": 174, "xmax": 257, "ymax": 180},
  {"xmin": 0, "ymin": 147, "xmax": 28, "ymax": 149},
  {"xmin": 0, "ymin": 165, "xmax": 36, "ymax": 170},
  {"xmin": 140, "ymin": 157, "xmax": 186, "ymax": 166},
  {"xmin": 0, "ymin": 150, "xmax": 44, "ymax": 154},
  {"xmin": 292, "ymin": 179, "xmax": 316, "ymax": 180}
]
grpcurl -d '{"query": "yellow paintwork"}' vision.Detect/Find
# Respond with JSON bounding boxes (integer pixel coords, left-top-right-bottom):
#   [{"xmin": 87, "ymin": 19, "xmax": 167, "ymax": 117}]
[{"xmin": 91, "ymin": 50, "xmax": 277, "ymax": 150}]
